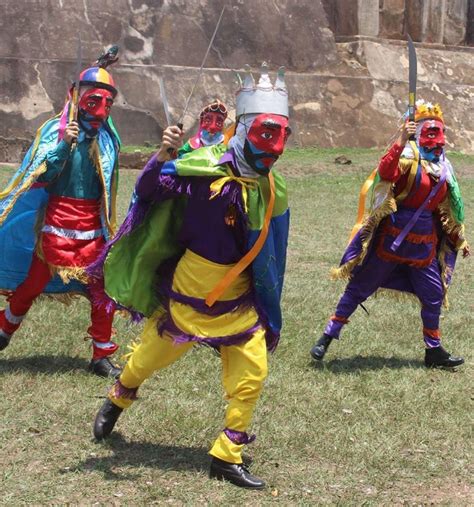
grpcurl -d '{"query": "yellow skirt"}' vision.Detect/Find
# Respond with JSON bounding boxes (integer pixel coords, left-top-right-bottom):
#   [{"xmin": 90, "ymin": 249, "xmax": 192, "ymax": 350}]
[{"xmin": 162, "ymin": 249, "xmax": 259, "ymax": 341}]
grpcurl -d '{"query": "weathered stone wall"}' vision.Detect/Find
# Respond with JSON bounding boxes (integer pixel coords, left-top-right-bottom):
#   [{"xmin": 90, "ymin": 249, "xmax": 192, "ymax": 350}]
[
  {"xmin": 1, "ymin": 0, "xmax": 474, "ymax": 160},
  {"xmin": 323, "ymin": 0, "xmax": 473, "ymax": 45}
]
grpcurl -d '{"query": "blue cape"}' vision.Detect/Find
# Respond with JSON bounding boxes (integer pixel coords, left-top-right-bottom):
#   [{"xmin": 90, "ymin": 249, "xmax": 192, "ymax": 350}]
[{"xmin": 0, "ymin": 115, "xmax": 120, "ymax": 295}]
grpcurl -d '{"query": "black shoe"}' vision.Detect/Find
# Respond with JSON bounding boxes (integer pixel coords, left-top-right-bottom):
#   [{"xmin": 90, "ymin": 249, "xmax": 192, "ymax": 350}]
[
  {"xmin": 425, "ymin": 346, "xmax": 464, "ymax": 368},
  {"xmin": 209, "ymin": 457, "xmax": 265, "ymax": 489},
  {"xmin": 310, "ymin": 333, "xmax": 333, "ymax": 361},
  {"xmin": 93, "ymin": 398, "xmax": 123, "ymax": 440},
  {"xmin": 0, "ymin": 332, "xmax": 10, "ymax": 351},
  {"xmin": 89, "ymin": 357, "xmax": 122, "ymax": 378}
]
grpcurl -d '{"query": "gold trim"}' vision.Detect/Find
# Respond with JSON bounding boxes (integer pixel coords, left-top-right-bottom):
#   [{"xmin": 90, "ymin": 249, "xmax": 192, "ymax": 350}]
[
  {"xmin": 396, "ymin": 141, "xmax": 419, "ymax": 202},
  {"xmin": 0, "ymin": 162, "xmax": 48, "ymax": 227},
  {"xmin": 437, "ymin": 197, "xmax": 468, "ymax": 251},
  {"xmin": 331, "ymin": 196, "xmax": 397, "ymax": 280},
  {"xmin": 89, "ymin": 139, "xmax": 116, "ymax": 237}
]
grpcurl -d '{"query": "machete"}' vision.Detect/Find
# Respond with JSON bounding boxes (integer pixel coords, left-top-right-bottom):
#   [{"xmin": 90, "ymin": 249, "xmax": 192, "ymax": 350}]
[
  {"xmin": 158, "ymin": 76, "xmax": 172, "ymax": 126},
  {"xmin": 166, "ymin": 3, "xmax": 226, "ymax": 154},
  {"xmin": 407, "ymin": 34, "xmax": 417, "ymax": 140},
  {"xmin": 70, "ymin": 33, "xmax": 83, "ymax": 125}
]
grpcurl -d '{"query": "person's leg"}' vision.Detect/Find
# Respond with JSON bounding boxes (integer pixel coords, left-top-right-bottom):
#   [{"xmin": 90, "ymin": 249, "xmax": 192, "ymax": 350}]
[
  {"xmin": 86, "ymin": 283, "xmax": 121, "ymax": 377},
  {"xmin": 0, "ymin": 254, "xmax": 52, "ymax": 349},
  {"xmin": 408, "ymin": 259, "xmax": 464, "ymax": 368},
  {"xmin": 94, "ymin": 314, "xmax": 193, "ymax": 439},
  {"xmin": 208, "ymin": 327, "xmax": 267, "ymax": 489},
  {"xmin": 312, "ymin": 251, "xmax": 397, "ymax": 360}
]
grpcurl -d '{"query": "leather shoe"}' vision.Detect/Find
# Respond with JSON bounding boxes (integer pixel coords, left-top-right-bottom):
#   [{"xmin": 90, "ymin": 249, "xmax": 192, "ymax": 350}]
[
  {"xmin": 425, "ymin": 346, "xmax": 464, "ymax": 368},
  {"xmin": 89, "ymin": 357, "xmax": 122, "ymax": 378},
  {"xmin": 310, "ymin": 333, "xmax": 333, "ymax": 360},
  {"xmin": 0, "ymin": 333, "xmax": 10, "ymax": 351},
  {"xmin": 93, "ymin": 398, "xmax": 123, "ymax": 440},
  {"xmin": 209, "ymin": 457, "xmax": 265, "ymax": 489}
]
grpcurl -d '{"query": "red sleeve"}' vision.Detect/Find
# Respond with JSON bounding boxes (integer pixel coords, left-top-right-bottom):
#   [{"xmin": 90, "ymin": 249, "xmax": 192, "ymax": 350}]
[{"xmin": 378, "ymin": 143, "xmax": 405, "ymax": 182}]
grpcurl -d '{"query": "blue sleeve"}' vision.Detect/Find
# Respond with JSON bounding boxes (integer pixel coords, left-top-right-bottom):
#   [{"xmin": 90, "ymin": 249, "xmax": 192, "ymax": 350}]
[{"xmin": 42, "ymin": 140, "xmax": 72, "ymax": 181}]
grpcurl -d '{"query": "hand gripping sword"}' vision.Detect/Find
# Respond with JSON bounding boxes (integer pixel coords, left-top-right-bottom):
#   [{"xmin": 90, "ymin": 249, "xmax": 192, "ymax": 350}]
[
  {"xmin": 407, "ymin": 34, "xmax": 417, "ymax": 141},
  {"xmin": 165, "ymin": 3, "xmax": 226, "ymax": 154}
]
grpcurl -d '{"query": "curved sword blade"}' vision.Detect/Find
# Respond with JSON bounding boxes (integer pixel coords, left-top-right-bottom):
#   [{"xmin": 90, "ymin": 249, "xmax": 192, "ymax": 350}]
[
  {"xmin": 158, "ymin": 76, "xmax": 172, "ymax": 126},
  {"xmin": 178, "ymin": 3, "xmax": 226, "ymax": 124},
  {"xmin": 407, "ymin": 34, "xmax": 417, "ymax": 122}
]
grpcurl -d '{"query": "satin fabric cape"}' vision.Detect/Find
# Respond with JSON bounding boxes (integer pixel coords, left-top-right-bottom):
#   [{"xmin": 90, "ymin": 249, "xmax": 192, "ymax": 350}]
[
  {"xmin": 92, "ymin": 144, "xmax": 290, "ymax": 349},
  {"xmin": 0, "ymin": 114, "xmax": 120, "ymax": 295},
  {"xmin": 332, "ymin": 156, "xmax": 467, "ymax": 304}
]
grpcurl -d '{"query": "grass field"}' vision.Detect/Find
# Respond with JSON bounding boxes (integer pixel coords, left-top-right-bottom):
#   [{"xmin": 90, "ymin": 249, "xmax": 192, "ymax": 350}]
[{"xmin": 0, "ymin": 148, "xmax": 472, "ymax": 505}]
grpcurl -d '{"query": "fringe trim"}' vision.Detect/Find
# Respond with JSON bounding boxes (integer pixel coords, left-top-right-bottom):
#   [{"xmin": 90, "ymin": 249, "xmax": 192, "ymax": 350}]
[
  {"xmin": 89, "ymin": 139, "xmax": 116, "ymax": 237},
  {"xmin": 110, "ymin": 380, "xmax": 139, "ymax": 401},
  {"xmin": 374, "ymin": 288, "xmax": 421, "ymax": 305},
  {"xmin": 331, "ymin": 196, "xmax": 397, "ymax": 280},
  {"xmin": 0, "ymin": 162, "xmax": 48, "ymax": 227},
  {"xmin": 375, "ymin": 231, "xmax": 436, "ymax": 268},
  {"xmin": 55, "ymin": 266, "xmax": 89, "ymax": 284},
  {"xmin": 158, "ymin": 315, "xmax": 261, "ymax": 348},
  {"xmin": 437, "ymin": 197, "xmax": 468, "ymax": 251},
  {"xmin": 437, "ymin": 238, "xmax": 452, "ymax": 309}
]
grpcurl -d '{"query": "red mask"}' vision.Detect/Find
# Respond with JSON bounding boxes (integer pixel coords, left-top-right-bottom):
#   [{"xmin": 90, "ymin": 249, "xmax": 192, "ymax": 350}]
[
  {"xmin": 200, "ymin": 112, "xmax": 226, "ymax": 135},
  {"xmin": 243, "ymin": 114, "xmax": 290, "ymax": 174},
  {"xmin": 419, "ymin": 119, "xmax": 445, "ymax": 152},
  {"xmin": 78, "ymin": 87, "xmax": 114, "ymax": 130}
]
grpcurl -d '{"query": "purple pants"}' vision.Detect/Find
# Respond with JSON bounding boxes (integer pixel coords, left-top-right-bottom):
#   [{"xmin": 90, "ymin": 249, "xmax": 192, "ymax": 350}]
[{"xmin": 325, "ymin": 247, "xmax": 443, "ymax": 348}]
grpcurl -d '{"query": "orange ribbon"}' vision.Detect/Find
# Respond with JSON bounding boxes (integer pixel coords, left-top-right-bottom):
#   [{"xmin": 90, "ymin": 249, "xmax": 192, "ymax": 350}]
[
  {"xmin": 205, "ymin": 171, "xmax": 276, "ymax": 307},
  {"xmin": 348, "ymin": 168, "xmax": 378, "ymax": 243}
]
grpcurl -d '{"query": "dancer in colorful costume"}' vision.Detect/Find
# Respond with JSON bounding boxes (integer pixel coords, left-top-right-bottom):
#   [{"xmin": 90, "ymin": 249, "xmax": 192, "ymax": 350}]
[
  {"xmin": 310, "ymin": 100, "xmax": 469, "ymax": 368},
  {"xmin": 0, "ymin": 54, "xmax": 122, "ymax": 378},
  {"xmin": 178, "ymin": 99, "xmax": 228, "ymax": 155},
  {"xmin": 92, "ymin": 63, "xmax": 290, "ymax": 489}
]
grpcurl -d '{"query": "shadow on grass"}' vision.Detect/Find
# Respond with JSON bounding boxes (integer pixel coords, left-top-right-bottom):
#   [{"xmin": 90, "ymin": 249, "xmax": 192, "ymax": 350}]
[
  {"xmin": 75, "ymin": 434, "xmax": 209, "ymax": 480},
  {"xmin": 0, "ymin": 354, "xmax": 90, "ymax": 375},
  {"xmin": 312, "ymin": 355, "xmax": 425, "ymax": 373}
]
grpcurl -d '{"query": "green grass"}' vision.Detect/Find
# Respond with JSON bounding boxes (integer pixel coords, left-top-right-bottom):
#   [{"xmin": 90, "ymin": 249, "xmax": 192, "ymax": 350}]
[{"xmin": 0, "ymin": 149, "xmax": 473, "ymax": 505}]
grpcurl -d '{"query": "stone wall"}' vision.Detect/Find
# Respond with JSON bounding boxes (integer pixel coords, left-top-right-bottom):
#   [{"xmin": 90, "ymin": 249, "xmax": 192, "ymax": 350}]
[{"xmin": 1, "ymin": 0, "xmax": 474, "ymax": 161}]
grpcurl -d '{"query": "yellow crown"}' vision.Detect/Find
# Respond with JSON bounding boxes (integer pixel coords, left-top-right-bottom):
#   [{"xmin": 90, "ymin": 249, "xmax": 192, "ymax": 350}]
[{"xmin": 415, "ymin": 100, "xmax": 444, "ymax": 122}]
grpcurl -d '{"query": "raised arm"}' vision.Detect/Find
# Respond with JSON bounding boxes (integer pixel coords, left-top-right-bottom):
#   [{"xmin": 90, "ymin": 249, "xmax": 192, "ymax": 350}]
[
  {"xmin": 42, "ymin": 121, "xmax": 79, "ymax": 180},
  {"xmin": 135, "ymin": 125, "xmax": 184, "ymax": 201},
  {"xmin": 378, "ymin": 121, "xmax": 417, "ymax": 182}
]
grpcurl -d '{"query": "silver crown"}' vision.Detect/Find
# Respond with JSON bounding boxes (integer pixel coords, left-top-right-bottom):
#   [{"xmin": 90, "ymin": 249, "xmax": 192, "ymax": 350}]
[{"xmin": 235, "ymin": 62, "xmax": 289, "ymax": 118}]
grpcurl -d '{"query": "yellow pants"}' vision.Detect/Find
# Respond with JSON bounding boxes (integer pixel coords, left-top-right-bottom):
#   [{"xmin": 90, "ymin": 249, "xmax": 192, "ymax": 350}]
[{"xmin": 110, "ymin": 315, "xmax": 268, "ymax": 464}]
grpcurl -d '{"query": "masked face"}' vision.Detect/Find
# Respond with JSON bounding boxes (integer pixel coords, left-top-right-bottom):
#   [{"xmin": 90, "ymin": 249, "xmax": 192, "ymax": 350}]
[
  {"xmin": 243, "ymin": 114, "xmax": 291, "ymax": 175},
  {"xmin": 78, "ymin": 87, "xmax": 114, "ymax": 136},
  {"xmin": 200, "ymin": 111, "xmax": 226, "ymax": 144},
  {"xmin": 418, "ymin": 119, "xmax": 445, "ymax": 162}
]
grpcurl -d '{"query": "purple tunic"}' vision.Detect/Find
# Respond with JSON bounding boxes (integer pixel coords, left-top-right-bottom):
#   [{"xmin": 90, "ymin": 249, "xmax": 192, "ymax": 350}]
[{"xmin": 135, "ymin": 154, "xmax": 248, "ymax": 265}]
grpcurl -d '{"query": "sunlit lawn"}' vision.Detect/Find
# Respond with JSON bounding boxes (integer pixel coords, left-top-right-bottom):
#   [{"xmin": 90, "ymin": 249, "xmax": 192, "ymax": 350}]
[{"xmin": 0, "ymin": 148, "xmax": 472, "ymax": 505}]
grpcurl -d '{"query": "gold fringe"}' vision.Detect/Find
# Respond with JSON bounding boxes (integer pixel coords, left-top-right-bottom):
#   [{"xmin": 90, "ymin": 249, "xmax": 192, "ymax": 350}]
[
  {"xmin": 374, "ymin": 287, "xmax": 421, "ymax": 305},
  {"xmin": 89, "ymin": 139, "xmax": 116, "ymax": 237},
  {"xmin": 437, "ymin": 238, "xmax": 452, "ymax": 309},
  {"xmin": 331, "ymin": 196, "xmax": 397, "ymax": 280},
  {"xmin": 0, "ymin": 162, "xmax": 48, "ymax": 227},
  {"xmin": 56, "ymin": 266, "xmax": 89, "ymax": 285},
  {"xmin": 437, "ymin": 198, "xmax": 468, "ymax": 251}
]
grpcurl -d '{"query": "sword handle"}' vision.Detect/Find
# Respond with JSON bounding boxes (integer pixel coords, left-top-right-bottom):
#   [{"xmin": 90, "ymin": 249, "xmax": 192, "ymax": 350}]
[{"xmin": 166, "ymin": 122, "xmax": 184, "ymax": 157}]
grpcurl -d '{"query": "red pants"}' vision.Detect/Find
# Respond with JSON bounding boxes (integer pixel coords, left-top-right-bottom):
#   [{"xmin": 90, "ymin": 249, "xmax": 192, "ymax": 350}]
[{"xmin": 0, "ymin": 254, "xmax": 117, "ymax": 359}]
